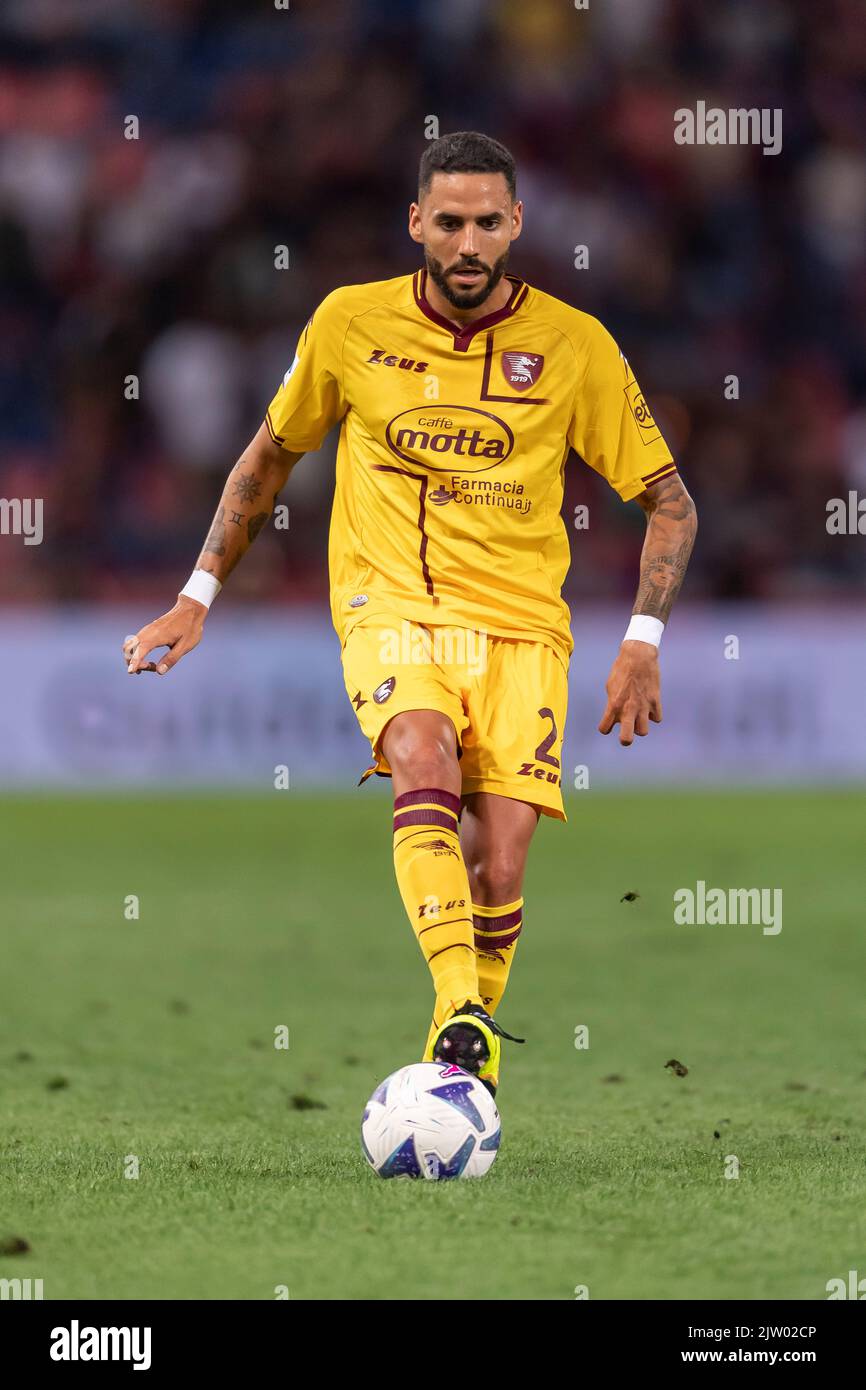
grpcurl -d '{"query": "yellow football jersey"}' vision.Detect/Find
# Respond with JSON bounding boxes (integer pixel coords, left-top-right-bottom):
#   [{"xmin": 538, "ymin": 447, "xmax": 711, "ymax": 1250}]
[{"xmin": 265, "ymin": 270, "xmax": 675, "ymax": 663}]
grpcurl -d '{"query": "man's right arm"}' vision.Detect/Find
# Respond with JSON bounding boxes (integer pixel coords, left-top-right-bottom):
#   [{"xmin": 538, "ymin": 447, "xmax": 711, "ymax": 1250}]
[{"xmin": 123, "ymin": 421, "xmax": 302, "ymax": 675}]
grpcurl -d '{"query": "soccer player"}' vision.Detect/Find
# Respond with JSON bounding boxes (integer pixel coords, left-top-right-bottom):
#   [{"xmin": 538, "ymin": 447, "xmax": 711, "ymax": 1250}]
[{"xmin": 123, "ymin": 132, "xmax": 697, "ymax": 1098}]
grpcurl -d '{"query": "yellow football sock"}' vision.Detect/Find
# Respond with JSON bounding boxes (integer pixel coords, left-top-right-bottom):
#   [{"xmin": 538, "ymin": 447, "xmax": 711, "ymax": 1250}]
[
  {"xmin": 473, "ymin": 898, "xmax": 524, "ymax": 1014},
  {"xmin": 422, "ymin": 897, "xmax": 525, "ymax": 1058},
  {"xmin": 392, "ymin": 788, "xmax": 481, "ymax": 1030}
]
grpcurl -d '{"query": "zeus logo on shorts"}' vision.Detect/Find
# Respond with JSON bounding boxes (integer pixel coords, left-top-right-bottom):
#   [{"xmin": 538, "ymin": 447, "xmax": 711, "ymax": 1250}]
[
  {"xmin": 373, "ymin": 676, "xmax": 396, "ymax": 704},
  {"xmin": 519, "ymin": 708, "xmax": 561, "ymax": 784},
  {"xmin": 516, "ymin": 762, "xmax": 561, "ymax": 786}
]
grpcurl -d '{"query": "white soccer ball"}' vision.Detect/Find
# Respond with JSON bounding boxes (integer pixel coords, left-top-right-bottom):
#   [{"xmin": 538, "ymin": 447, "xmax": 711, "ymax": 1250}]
[{"xmin": 361, "ymin": 1062, "xmax": 501, "ymax": 1180}]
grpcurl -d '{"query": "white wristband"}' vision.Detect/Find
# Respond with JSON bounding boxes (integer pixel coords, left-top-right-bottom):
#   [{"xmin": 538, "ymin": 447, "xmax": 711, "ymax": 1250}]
[
  {"xmin": 624, "ymin": 614, "xmax": 664, "ymax": 648},
  {"xmin": 180, "ymin": 569, "xmax": 222, "ymax": 609}
]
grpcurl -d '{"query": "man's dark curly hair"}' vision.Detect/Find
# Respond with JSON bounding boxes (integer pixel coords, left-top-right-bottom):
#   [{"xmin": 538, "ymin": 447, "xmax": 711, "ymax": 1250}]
[{"xmin": 419, "ymin": 131, "xmax": 517, "ymax": 200}]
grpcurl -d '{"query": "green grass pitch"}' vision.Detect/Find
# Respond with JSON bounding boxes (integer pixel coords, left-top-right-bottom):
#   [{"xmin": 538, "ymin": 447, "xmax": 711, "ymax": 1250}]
[{"xmin": 1, "ymin": 789, "xmax": 864, "ymax": 1301}]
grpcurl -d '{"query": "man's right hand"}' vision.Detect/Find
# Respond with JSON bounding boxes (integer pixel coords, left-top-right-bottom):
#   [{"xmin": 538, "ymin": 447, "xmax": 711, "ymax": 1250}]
[{"xmin": 123, "ymin": 595, "xmax": 207, "ymax": 675}]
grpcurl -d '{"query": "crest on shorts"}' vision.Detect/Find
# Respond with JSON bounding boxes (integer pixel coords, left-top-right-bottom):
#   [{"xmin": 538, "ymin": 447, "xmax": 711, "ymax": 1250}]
[
  {"xmin": 501, "ymin": 351, "xmax": 544, "ymax": 391},
  {"xmin": 373, "ymin": 676, "xmax": 396, "ymax": 704}
]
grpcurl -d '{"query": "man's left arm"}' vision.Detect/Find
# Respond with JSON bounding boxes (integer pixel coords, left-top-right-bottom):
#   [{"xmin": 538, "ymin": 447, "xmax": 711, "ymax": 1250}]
[{"xmin": 598, "ymin": 471, "xmax": 697, "ymax": 746}]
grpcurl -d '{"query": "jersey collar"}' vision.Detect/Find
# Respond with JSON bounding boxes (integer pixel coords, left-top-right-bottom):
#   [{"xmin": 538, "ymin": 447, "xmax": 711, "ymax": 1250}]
[{"xmin": 412, "ymin": 268, "xmax": 529, "ymax": 352}]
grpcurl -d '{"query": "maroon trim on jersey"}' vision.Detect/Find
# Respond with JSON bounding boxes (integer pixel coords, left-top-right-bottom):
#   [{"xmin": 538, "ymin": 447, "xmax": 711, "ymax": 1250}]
[
  {"xmin": 265, "ymin": 409, "xmax": 284, "ymax": 444},
  {"xmin": 641, "ymin": 462, "xmax": 678, "ymax": 485},
  {"xmin": 372, "ymin": 463, "xmax": 436, "ymax": 598},
  {"xmin": 478, "ymin": 332, "xmax": 549, "ymax": 405},
  {"xmin": 412, "ymin": 269, "xmax": 529, "ymax": 352}
]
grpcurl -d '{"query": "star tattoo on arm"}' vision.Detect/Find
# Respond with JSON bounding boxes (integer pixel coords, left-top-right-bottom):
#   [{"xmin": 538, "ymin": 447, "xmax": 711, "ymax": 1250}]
[{"xmin": 231, "ymin": 472, "xmax": 263, "ymax": 504}]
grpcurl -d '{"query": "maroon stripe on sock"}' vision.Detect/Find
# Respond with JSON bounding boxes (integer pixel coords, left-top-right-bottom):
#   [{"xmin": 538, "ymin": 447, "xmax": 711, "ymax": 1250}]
[
  {"xmin": 474, "ymin": 925, "xmax": 522, "ymax": 952},
  {"xmin": 473, "ymin": 908, "xmax": 523, "ymax": 933},
  {"xmin": 393, "ymin": 808, "xmax": 459, "ymax": 832},
  {"xmin": 393, "ymin": 788, "xmax": 461, "ymax": 816}
]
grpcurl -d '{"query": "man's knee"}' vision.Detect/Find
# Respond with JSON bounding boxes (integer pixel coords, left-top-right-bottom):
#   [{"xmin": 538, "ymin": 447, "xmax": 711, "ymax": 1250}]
[
  {"xmin": 383, "ymin": 711, "xmax": 459, "ymax": 788},
  {"xmin": 466, "ymin": 851, "xmax": 524, "ymax": 906}
]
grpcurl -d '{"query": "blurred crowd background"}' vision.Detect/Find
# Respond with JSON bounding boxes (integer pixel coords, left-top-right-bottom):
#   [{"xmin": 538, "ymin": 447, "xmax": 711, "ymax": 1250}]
[{"xmin": 2, "ymin": 0, "xmax": 865, "ymax": 608}]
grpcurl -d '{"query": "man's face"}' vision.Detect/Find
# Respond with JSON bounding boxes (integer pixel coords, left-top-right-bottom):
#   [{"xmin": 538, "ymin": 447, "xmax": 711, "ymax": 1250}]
[{"xmin": 409, "ymin": 171, "xmax": 523, "ymax": 310}]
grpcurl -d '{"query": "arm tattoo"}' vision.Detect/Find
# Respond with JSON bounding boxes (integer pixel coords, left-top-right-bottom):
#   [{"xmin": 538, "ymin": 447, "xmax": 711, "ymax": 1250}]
[
  {"xmin": 232, "ymin": 472, "xmax": 263, "ymax": 504},
  {"xmin": 199, "ymin": 461, "xmax": 280, "ymax": 577},
  {"xmin": 633, "ymin": 474, "xmax": 697, "ymax": 624},
  {"xmin": 247, "ymin": 511, "xmax": 269, "ymax": 544},
  {"xmin": 204, "ymin": 506, "xmax": 226, "ymax": 556}
]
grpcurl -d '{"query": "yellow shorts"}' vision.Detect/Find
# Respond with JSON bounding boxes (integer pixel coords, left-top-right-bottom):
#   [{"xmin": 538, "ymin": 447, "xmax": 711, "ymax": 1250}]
[{"xmin": 341, "ymin": 614, "xmax": 569, "ymax": 820}]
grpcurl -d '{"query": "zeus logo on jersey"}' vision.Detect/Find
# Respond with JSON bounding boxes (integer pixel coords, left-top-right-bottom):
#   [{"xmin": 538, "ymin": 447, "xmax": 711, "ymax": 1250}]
[{"xmin": 367, "ymin": 349, "xmax": 429, "ymax": 372}]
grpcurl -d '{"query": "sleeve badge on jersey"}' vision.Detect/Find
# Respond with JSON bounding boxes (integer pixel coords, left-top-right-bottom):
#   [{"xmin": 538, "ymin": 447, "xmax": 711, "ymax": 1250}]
[
  {"xmin": 624, "ymin": 379, "xmax": 662, "ymax": 444},
  {"xmin": 501, "ymin": 351, "xmax": 544, "ymax": 391}
]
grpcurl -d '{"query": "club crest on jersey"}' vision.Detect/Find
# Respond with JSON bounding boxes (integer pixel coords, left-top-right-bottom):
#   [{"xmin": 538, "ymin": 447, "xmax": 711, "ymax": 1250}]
[
  {"xmin": 373, "ymin": 676, "xmax": 396, "ymax": 704},
  {"xmin": 501, "ymin": 351, "xmax": 544, "ymax": 391}
]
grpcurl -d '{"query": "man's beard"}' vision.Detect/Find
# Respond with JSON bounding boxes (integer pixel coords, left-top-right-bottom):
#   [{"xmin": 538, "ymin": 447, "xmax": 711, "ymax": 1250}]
[{"xmin": 425, "ymin": 249, "xmax": 510, "ymax": 310}]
